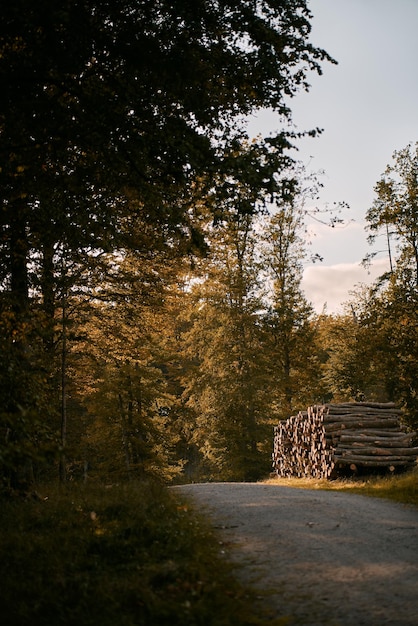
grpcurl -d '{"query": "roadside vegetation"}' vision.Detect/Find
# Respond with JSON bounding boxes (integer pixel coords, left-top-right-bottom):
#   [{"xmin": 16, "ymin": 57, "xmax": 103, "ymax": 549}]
[
  {"xmin": 1, "ymin": 472, "xmax": 417, "ymax": 625},
  {"xmin": 265, "ymin": 466, "xmax": 418, "ymax": 508},
  {"xmin": 0, "ymin": 480, "xmax": 285, "ymax": 626}
]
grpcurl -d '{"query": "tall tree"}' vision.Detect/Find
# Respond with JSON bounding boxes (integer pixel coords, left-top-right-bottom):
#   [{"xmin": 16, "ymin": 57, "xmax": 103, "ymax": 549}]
[
  {"xmin": 260, "ymin": 196, "xmax": 323, "ymax": 418},
  {"xmin": 1, "ymin": 0, "xmax": 334, "ymax": 297},
  {"xmin": 366, "ymin": 142, "xmax": 418, "ymax": 283},
  {"xmin": 0, "ymin": 1, "xmax": 334, "ymax": 486},
  {"xmin": 336, "ymin": 278, "xmax": 418, "ymax": 429},
  {"xmin": 181, "ymin": 209, "xmax": 268, "ymax": 481},
  {"xmin": 68, "ymin": 248, "xmax": 187, "ymax": 482},
  {"xmin": 349, "ymin": 141, "xmax": 418, "ymax": 427}
]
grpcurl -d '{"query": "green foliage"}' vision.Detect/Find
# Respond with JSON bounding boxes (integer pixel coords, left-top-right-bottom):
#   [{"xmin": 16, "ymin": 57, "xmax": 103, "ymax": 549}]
[
  {"xmin": 85, "ymin": 361, "xmax": 181, "ymax": 482},
  {"xmin": 0, "ymin": 306, "xmax": 61, "ymax": 489},
  {"xmin": 317, "ymin": 311, "xmax": 388, "ymax": 403},
  {"xmin": 0, "ymin": 0, "xmax": 334, "ymax": 487},
  {"xmin": 329, "ymin": 142, "xmax": 418, "ymax": 428},
  {"xmin": 353, "ymin": 281, "xmax": 418, "ymax": 429},
  {"xmin": 366, "ymin": 142, "xmax": 418, "ymax": 281},
  {"xmin": 0, "ymin": 481, "xmax": 278, "ymax": 626},
  {"xmin": 180, "ymin": 211, "xmax": 270, "ymax": 481},
  {"xmin": 0, "ymin": 0, "xmax": 333, "ymax": 266},
  {"xmin": 318, "ymin": 280, "xmax": 418, "ymax": 431},
  {"xmin": 67, "ymin": 251, "xmax": 187, "ymax": 482},
  {"xmin": 178, "ymin": 181, "xmax": 334, "ymax": 480},
  {"xmin": 260, "ymin": 203, "xmax": 322, "ymax": 416}
]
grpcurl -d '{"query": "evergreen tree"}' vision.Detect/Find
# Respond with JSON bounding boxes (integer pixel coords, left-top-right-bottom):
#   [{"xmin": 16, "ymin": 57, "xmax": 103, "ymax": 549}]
[
  {"xmin": 181, "ymin": 210, "xmax": 269, "ymax": 481},
  {"xmin": 260, "ymin": 199, "xmax": 322, "ymax": 418},
  {"xmin": 366, "ymin": 142, "xmax": 418, "ymax": 283},
  {"xmin": 337, "ymin": 279, "xmax": 418, "ymax": 430},
  {"xmin": 70, "ymin": 250, "xmax": 186, "ymax": 481}
]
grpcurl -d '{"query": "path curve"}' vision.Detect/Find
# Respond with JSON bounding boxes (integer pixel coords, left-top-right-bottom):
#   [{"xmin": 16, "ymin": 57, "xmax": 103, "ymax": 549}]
[{"xmin": 175, "ymin": 483, "xmax": 418, "ymax": 626}]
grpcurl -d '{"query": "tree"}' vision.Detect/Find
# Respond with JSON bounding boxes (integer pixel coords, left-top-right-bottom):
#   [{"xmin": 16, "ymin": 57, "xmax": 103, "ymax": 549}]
[
  {"xmin": 333, "ymin": 279, "xmax": 418, "ymax": 430},
  {"xmin": 366, "ymin": 142, "xmax": 418, "ymax": 283},
  {"xmin": 318, "ymin": 310, "xmax": 384, "ymax": 404},
  {"xmin": 180, "ymin": 209, "xmax": 269, "ymax": 481},
  {"xmin": 68, "ymin": 249, "xmax": 187, "ymax": 482},
  {"xmin": 260, "ymin": 191, "xmax": 324, "ymax": 417},
  {"xmin": 351, "ymin": 142, "xmax": 418, "ymax": 427},
  {"xmin": 0, "ymin": 1, "xmax": 334, "ymax": 486},
  {"xmin": 1, "ymin": 0, "xmax": 334, "ymax": 297},
  {"xmin": 314, "ymin": 143, "xmax": 418, "ymax": 428}
]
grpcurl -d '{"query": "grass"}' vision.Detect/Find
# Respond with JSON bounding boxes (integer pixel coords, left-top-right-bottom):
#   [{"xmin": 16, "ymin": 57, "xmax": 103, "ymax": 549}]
[
  {"xmin": 0, "ymin": 480, "xmax": 282, "ymax": 626},
  {"xmin": 263, "ymin": 466, "xmax": 418, "ymax": 507},
  {"xmin": 2, "ymin": 470, "xmax": 417, "ymax": 626}
]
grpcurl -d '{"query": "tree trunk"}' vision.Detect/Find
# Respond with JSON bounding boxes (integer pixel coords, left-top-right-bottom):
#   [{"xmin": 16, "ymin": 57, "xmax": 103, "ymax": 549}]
[
  {"xmin": 7, "ymin": 202, "xmax": 34, "ymax": 490},
  {"xmin": 118, "ymin": 393, "xmax": 132, "ymax": 478},
  {"xmin": 9, "ymin": 203, "xmax": 29, "ymax": 319},
  {"xmin": 40, "ymin": 239, "xmax": 56, "ymax": 354},
  {"xmin": 59, "ymin": 285, "xmax": 67, "ymax": 483}
]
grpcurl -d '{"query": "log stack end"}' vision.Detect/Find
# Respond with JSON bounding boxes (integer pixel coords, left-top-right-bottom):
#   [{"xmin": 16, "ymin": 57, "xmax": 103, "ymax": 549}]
[{"xmin": 272, "ymin": 402, "xmax": 417, "ymax": 479}]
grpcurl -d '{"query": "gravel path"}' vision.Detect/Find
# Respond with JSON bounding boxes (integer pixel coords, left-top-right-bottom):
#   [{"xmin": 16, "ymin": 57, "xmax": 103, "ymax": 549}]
[{"xmin": 174, "ymin": 483, "xmax": 418, "ymax": 625}]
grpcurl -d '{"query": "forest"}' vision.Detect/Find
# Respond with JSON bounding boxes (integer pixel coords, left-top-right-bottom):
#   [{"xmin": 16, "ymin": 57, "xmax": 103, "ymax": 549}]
[{"xmin": 1, "ymin": 0, "xmax": 418, "ymax": 494}]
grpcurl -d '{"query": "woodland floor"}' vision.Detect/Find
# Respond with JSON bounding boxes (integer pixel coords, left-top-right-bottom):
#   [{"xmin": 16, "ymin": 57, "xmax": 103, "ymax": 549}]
[{"xmin": 174, "ymin": 483, "xmax": 418, "ymax": 626}]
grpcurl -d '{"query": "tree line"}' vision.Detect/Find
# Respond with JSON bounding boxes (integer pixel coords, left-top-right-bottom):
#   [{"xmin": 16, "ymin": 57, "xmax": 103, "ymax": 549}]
[{"xmin": 1, "ymin": 2, "xmax": 417, "ymax": 490}]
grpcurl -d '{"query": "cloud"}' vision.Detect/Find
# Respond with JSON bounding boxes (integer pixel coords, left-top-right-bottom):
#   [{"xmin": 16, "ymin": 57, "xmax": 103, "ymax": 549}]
[
  {"xmin": 302, "ymin": 258, "xmax": 389, "ymax": 314},
  {"xmin": 305, "ymin": 220, "xmax": 373, "ymax": 266}
]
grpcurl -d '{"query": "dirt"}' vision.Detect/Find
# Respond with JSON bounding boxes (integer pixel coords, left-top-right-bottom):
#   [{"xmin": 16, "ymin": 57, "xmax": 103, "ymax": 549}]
[{"xmin": 174, "ymin": 482, "xmax": 418, "ymax": 625}]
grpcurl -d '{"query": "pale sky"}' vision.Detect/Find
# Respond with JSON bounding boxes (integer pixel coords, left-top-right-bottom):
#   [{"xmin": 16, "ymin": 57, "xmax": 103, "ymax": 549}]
[{"xmin": 249, "ymin": 0, "xmax": 418, "ymax": 313}]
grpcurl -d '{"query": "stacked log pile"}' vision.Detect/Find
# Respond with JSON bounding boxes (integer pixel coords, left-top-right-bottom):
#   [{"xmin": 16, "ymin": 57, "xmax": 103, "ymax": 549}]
[{"xmin": 273, "ymin": 402, "xmax": 418, "ymax": 479}]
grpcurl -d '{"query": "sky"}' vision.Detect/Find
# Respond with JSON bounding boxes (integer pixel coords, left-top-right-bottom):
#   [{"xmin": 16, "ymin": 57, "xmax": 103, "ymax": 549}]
[{"xmin": 249, "ymin": 0, "xmax": 418, "ymax": 314}]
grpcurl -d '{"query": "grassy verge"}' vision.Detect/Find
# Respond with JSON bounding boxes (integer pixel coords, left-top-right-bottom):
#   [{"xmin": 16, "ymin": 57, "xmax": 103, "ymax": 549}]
[
  {"xmin": 4, "ymin": 471, "xmax": 416, "ymax": 626},
  {"xmin": 0, "ymin": 481, "xmax": 279, "ymax": 626},
  {"xmin": 264, "ymin": 466, "xmax": 418, "ymax": 507}
]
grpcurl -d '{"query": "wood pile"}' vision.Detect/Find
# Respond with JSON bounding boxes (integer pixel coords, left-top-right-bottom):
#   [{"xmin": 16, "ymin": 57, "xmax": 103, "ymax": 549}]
[{"xmin": 272, "ymin": 402, "xmax": 418, "ymax": 479}]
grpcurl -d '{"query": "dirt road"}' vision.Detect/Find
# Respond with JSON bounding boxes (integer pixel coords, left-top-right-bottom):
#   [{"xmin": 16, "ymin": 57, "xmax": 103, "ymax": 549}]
[{"xmin": 175, "ymin": 483, "xmax": 418, "ymax": 625}]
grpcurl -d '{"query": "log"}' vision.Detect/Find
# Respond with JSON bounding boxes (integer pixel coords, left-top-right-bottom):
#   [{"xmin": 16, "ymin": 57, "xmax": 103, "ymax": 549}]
[
  {"xmin": 326, "ymin": 412, "xmax": 402, "ymax": 420},
  {"xmin": 336, "ymin": 458, "xmax": 416, "ymax": 467},
  {"xmin": 335, "ymin": 440, "xmax": 412, "ymax": 453},
  {"xmin": 335, "ymin": 447, "xmax": 418, "ymax": 457},
  {"xmin": 272, "ymin": 402, "xmax": 417, "ymax": 479},
  {"xmin": 341, "ymin": 427, "xmax": 410, "ymax": 441},
  {"xmin": 333, "ymin": 453, "xmax": 416, "ymax": 462},
  {"xmin": 339, "ymin": 435, "xmax": 414, "ymax": 447},
  {"xmin": 324, "ymin": 415, "xmax": 399, "ymax": 430},
  {"xmin": 326, "ymin": 401, "xmax": 401, "ymax": 412}
]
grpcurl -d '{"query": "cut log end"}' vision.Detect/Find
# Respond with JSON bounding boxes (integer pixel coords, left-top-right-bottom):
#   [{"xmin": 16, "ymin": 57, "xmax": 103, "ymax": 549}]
[{"xmin": 272, "ymin": 402, "xmax": 417, "ymax": 479}]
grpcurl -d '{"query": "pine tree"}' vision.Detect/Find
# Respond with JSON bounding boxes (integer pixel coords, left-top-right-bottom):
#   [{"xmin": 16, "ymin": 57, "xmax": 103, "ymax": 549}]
[
  {"xmin": 181, "ymin": 210, "xmax": 269, "ymax": 481},
  {"xmin": 260, "ymin": 201, "xmax": 322, "ymax": 418}
]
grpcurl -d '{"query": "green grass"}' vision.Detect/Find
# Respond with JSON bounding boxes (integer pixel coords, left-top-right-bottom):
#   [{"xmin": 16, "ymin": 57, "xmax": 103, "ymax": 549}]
[
  {"xmin": 0, "ymin": 480, "xmax": 281, "ymax": 626},
  {"xmin": 264, "ymin": 466, "xmax": 418, "ymax": 507}
]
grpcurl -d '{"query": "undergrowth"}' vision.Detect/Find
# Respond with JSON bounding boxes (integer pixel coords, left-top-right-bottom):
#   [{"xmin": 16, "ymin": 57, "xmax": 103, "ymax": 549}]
[
  {"xmin": 0, "ymin": 481, "xmax": 280, "ymax": 626},
  {"xmin": 264, "ymin": 466, "xmax": 418, "ymax": 507},
  {"xmin": 4, "ymin": 471, "xmax": 416, "ymax": 626}
]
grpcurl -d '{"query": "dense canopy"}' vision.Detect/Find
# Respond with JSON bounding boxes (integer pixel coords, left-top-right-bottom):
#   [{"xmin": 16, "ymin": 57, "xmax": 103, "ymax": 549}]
[
  {"xmin": 0, "ymin": 1, "xmax": 337, "ymax": 488},
  {"xmin": 1, "ymin": 0, "xmax": 333, "ymax": 252}
]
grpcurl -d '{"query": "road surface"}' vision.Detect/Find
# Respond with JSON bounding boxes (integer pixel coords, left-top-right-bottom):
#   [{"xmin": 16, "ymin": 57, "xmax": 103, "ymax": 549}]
[{"xmin": 175, "ymin": 482, "xmax": 418, "ymax": 625}]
